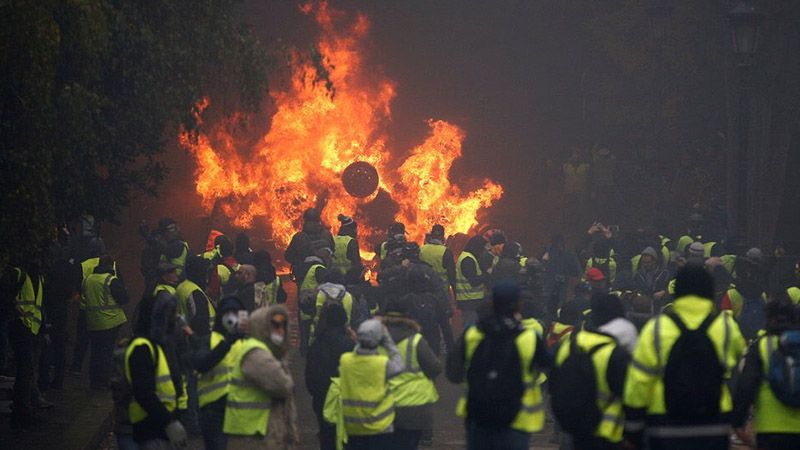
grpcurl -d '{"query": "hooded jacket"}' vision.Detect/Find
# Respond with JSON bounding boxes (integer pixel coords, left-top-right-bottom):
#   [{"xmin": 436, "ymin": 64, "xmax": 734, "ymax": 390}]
[
  {"xmin": 284, "ymin": 221, "xmax": 335, "ymax": 270},
  {"xmin": 227, "ymin": 305, "xmax": 297, "ymax": 449}
]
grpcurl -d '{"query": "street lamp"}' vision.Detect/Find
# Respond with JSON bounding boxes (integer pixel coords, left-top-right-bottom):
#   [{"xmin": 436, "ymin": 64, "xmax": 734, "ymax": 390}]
[
  {"xmin": 727, "ymin": 1, "xmax": 765, "ymax": 61},
  {"xmin": 726, "ymin": 1, "xmax": 764, "ymax": 243}
]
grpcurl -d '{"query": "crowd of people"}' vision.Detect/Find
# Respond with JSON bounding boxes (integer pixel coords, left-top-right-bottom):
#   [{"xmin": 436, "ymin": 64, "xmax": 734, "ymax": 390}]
[{"xmin": 1, "ymin": 208, "xmax": 799, "ymax": 450}]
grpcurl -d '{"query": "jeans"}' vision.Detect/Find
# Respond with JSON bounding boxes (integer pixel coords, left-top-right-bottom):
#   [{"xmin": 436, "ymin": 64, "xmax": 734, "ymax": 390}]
[
  {"xmin": 71, "ymin": 309, "xmax": 89, "ymax": 372},
  {"xmin": 9, "ymin": 319, "xmax": 39, "ymax": 418},
  {"xmin": 200, "ymin": 400, "xmax": 227, "ymax": 450},
  {"xmin": 466, "ymin": 422, "xmax": 530, "ymax": 450},
  {"xmin": 89, "ymin": 326, "xmax": 120, "ymax": 388},
  {"xmin": 388, "ymin": 429, "xmax": 422, "ymax": 450}
]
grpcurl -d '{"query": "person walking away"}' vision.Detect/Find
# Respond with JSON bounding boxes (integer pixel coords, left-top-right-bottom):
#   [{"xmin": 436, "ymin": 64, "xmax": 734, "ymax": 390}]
[
  {"xmin": 314, "ymin": 278, "xmax": 361, "ymax": 341},
  {"xmin": 732, "ymin": 295, "xmax": 800, "ymax": 450},
  {"xmin": 305, "ymin": 303, "xmax": 355, "ymax": 450},
  {"xmin": 253, "ymin": 250, "xmax": 287, "ymax": 307},
  {"xmin": 285, "ymin": 208, "xmax": 335, "ymax": 276},
  {"xmin": 153, "ymin": 262, "xmax": 180, "ymax": 298},
  {"xmin": 541, "ymin": 234, "xmax": 581, "ymax": 322},
  {"xmin": 550, "ymin": 294, "xmax": 632, "ymax": 450},
  {"xmin": 382, "ymin": 299, "xmax": 441, "ymax": 450},
  {"xmin": 125, "ymin": 293, "xmax": 187, "ymax": 449},
  {"xmin": 592, "ymin": 293, "xmax": 638, "ymax": 354},
  {"xmin": 720, "ymin": 252, "xmax": 768, "ymax": 342},
  {"xmin": 155, "ymin": 218, "xmax": 191, "ymax": 280},
  {"xmin": 70, "ymin": 237, "xmax": 107, "ymax": 375},
  {"xmin": 235, "ymin": 264, "xmax": 259, "ymax": 312},
  {"xmin": 583, "ymin": 239, "xmax": 617, "ymax": 286},
  {"xmin": 419, "ymin": 225, "xmax": 457, "ymax": 298},
  {"xmin": 338, "ymin": 318, "xmax": 403, "ymax": 449},
  {"xmin": 3, "ymin": 263, "xmax": 47, "ymax": 430},
  {"xmin": 110, "ymin": 337, "xmax": 137, "ymax": 450},
  {"xmin": 191, "ymin": 296, "xmax": 247, "ymax": 450},
  {"xmin": 446, "ymin": 282, "xmax": 550, "ymax": 450},
  {"xmin": 235, "ymin": 232, "xmax": 255, "ymax": 265},
  {"xmin": 623, "ymin": 263, "xmax": 746, "ymax": 450},
  {"xmin": 331, "ymin": 214, "xmax": 364, "ymax": 285},
  {"xmin": 455, "ymin": 235, "xmax": 487, "ymax": 328},
  {"xmin": 224, "ymin": 305, "xmax": 298, "ymax": 450},
  {"xmin": 83, "ymin": 255, "xmax": 129, "ymax": 390},
  {"xmin": 403, "ymin": 262, "xmax": 454, "ymax": 357},
  {"xmin": 176, "ymin": 255, "xmax": 216, "ymax": 335},
  {"xmin": 297, "ymin": 241, "xmax": 332, "ymax": 355},
  {"xmin": 376, "ymin": 222, "xmax": 406, "ymax": 264}
]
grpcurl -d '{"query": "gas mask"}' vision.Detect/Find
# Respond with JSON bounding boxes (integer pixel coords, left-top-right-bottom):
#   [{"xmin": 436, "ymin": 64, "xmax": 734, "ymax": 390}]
[{"xmin": 222, "ymin": 312, "xmax": 239, "ymax": 334}]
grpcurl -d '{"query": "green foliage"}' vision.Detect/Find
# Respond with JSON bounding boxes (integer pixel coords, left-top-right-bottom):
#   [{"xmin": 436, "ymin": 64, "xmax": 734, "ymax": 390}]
[{"xmin": 0, "ymin": 0, "xmax": 268, "ymax": 265}]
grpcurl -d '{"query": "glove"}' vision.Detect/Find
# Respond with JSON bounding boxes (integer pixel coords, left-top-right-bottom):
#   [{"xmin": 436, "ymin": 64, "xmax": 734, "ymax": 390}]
[{"xmin": 165, "ymin": 420, "xmax": 187, "ymax": 448}]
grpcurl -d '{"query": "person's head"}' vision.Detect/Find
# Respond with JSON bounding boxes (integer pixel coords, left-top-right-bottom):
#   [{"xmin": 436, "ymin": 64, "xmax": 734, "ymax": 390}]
[
  {"xmin": 235, "ymin": 264, "xmax": 257, "ymax": 285},
  {"xmin": 319, "ymin": 302, "xmax": 348, "ymax": 334},
  {"xmin": 249, "ymin": 305, "xmax": 290, "ymax": 357},
  {"xmin": 385, "ymin": 297, "xmax": 411, "ymax": 318},
  {"xmin": 586, "ymin": 267, "xmax": 607, "ymax": 292},
  {"xmin": 502, "ymin": 242, "xmax": 523, "ymax": 261},
  {"xmin": 338, "ymin": 214, "xmax": 358, "ymax": 238},
  {"xmin": 158, "ymin": 262, "xmax": 179, "ymax": 284},
  {"xmin": 312, "ymin": 240, "xmax": 333, "ymax": 265},
  {"xmin": 235, "ymin": 232, "xmax": 250, "ymax": 253},
  {"xmin": 356, "ymin": 318, "xmax": 384, "ymax": 350},
  {"xmin": 97, "ymin": 254, "xmax": 115, "ymax": 273},
  {"xmin": 216, "ymin": 296, "xmax": 245, "ymax": 333},
  {"xmin": 303, "ymin": 208, "xmax": 321, "ymax": 224},
  {"xmin": 136, "ymin": 293, "xmax": 178, "ymax": 344},
  {"xmin": 217, "ymin": 235, "xmax": 234, "ymax": 258},
  {"xmin": 158, "ymin": 217, "xmax": 180, "ymax": 239},
  {"xmin": 520, "ymin": 299, "xmax": 546, "ymax": 321},
  {"xmin": 408, "ymin": 263, "xmax": 432, "ymax": 293},
  {"xmin": 492, "ymin": 281, "xmax": 520, "ymax": 317},
  {"xmin": 593, "ymin": 239, "xmax": 612, "ymax": 258},
  {"xmin": 688, "ymin": 212, "xmax": 704, "ymax": 234},
  {"xmin": 765, "ymin": 294, "xmax": 798, "ymax": 335},
  {"xmin": 486, "ymin": 229, "xmax": 506, "ymax": 256},
  {"xmin": 640, "ymin": 247, "xmax": 659, "ymax": 271},
  {"xmin": 590, "ymin": 293, "xmax": 625, "ymax": 327},
  {"xmin": 185, "ymin": 255, "xmax": 210, "ymax": 287},
  {"xmin": 388, "ymin": 221, "xmax": 405, "ymax": 236},
  {"xmin": 430, "ymin": 224, "xmax": 445, "ymax": 241},
  {"xmin": 464, "ymin": 234, "xmax": 488, "ymax": 257},
  {"xmin": 401, "ymin": 242, "xmax": 420, "ymax": 264},
  {"xmin": 674, "ymin": 262, "xmax": 715, "ymax": 300},
  {"xmin": 687, "ymin": 242, "xmax": 705, "ymax": 259}
]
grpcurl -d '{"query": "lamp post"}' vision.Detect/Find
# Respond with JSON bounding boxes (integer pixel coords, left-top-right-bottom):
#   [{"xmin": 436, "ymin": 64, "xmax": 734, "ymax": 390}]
[{"xmin": 727, "ymin": 1, "xmax": 764, "ymax": 244}]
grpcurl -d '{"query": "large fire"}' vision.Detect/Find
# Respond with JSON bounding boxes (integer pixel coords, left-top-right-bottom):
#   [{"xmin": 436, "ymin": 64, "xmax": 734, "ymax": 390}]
[{"xmin": 180, "ymin": 1, "xmax": 503, "ymax": 249}]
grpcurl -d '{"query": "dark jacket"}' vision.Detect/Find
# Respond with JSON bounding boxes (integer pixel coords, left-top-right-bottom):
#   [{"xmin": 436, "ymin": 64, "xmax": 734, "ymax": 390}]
[
  {"xmin": 284, "ymin": 222, "xmax": 334, "ymax": 270},
  {"xmin": 633, "ymin": 266, "xmax": 669, "ymax": 297},
  {"xmin": 304, "ymin": 327, "xmax": 354, "ymax": 399},
  {"xmin": 385, "ymin": 315, "xmax": 442, "ymax": 430}
]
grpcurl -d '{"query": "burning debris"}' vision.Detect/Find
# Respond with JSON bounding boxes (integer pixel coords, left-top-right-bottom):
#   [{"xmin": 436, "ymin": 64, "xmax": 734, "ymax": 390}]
[{"xmin": 180, "ymin": 1, "xmax": 502, "ymax": 248}]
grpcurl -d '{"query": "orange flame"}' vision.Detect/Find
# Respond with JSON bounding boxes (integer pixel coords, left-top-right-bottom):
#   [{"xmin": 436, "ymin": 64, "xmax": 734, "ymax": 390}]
[{"xmin": 180, "ymin": 1, "xmax": 502, "ymax": 248}]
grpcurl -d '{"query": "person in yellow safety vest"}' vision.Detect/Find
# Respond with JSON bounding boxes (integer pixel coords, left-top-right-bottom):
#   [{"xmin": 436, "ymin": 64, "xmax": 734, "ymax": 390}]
[
  {"xmin": 732, "ymin": 297, "xmax": 800, "ymax": 450},
  {"xmin": 381, "ymin": 299, "xmax": 441, "ymax": 449},
  {"xmin": 419, "ymin": 224, "xmax": 457, "ymax": 295},
  {"xmin": 124, "ymin": 292, "xmax": 187, "ymax": 448},
  {"xmin": 551, "ymin": 294, "xmax": 633, "ymax": 449},
  {"xmin": 191, "ymin": 296, "xmax": 246, "ymax": 450},
  {"xmin": 4, "ymin": 264, "xmax": 46, "ymax": 429},
  {"xmin": 82, "ymin": 255, "xmax": 129, "ymax": 390},
  {"xmin": 253, "ymin": 250, "xmax": 287, "ymax": 307},
  {"xmin": 583, "ymin": 253, "xmax": 617, "ymax": 286},
  {"xmin": 153, "ymin": 262, "xmax": 179, "ymax": 298},
  {"xmin": 297, "ymin": 241, "xmax": 332, "ymax": 356},
  {"xmin": 156, "ymin": 218, "xmax": 190, "ymax": 279},
  {"xmin": 455, "ymin": 235, "xmax": 488, "ymax": 327},
  {"xmin": 176, "ymin": 255, "xmax": 217, "ymax": 335},
  {"xmin": 337, "ymin": 318, "xmax": 404, "ymax": 448},
  {"xmin": 313, "ymin": 281, "xmax": 356, "ymax": 339},
  {"xmin": 377, "ymin": 221, "xmax": 406, "ymax": 263},
  {"xmin": 483, "ymin": 229, "xmax": 507, "ymax": 272},
  {"xmin": 446, "ymin": 282, "xmax": 549, "ymax": 450},
  {"xmin": 71, "ymin": 249, "xmax": 111, "ymax": 376},
  {"xmin": 623, "ymin": 263, "xmax": 746, "ymax": 450},
  {"xmin": 331, "ymin": 214, "xmax": 364, "ymax": 285},
  {"xmin": 546, "ymin": 283, "xmax": 591, "ymax": 348},
  {"xmin": 224, "ymin": 305, "xmax": 298, "ymax": 449}
]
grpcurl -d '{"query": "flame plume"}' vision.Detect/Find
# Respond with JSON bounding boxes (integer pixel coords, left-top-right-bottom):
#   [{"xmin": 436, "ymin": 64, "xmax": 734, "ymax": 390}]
[{"xmin": 180, "ymin": 2, "xmax": 503, "ymax": 249}]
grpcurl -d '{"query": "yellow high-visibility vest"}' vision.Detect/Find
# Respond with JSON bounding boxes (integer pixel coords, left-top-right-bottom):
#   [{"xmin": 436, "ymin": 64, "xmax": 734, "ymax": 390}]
[
  {"xmin": 82, "ymin": 272, "xmax": 127, "ymax": 331},
  {"xmin": 124, "ymin": 338, "xmax": 177, "ymax": 423},
  {"xmin": 339, "ymin": 352, "xmax": 395, "ymax": 436}
]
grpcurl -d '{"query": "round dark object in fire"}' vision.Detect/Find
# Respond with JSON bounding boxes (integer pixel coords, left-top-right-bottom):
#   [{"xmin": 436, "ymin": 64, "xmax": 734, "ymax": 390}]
[{"xmin": 342, "ymin": 161, "xmax": 379, "ymax": 198}]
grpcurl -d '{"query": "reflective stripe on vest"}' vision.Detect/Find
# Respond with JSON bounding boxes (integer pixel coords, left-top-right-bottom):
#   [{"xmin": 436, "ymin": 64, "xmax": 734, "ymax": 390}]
[
  {"xmin": 786, "ymin": 287, "xmax": 800, "ymax": 305},
  {"xmin": 339, "ymin": 352, "xmax": 395, "ymax": 436},
  {"xmin": 753, "ymin": 336, "xmax": 800, "ymax": 433},
  {"xmin": 420, "ymin": 244, "xmax": 448, "ymax": 286},
  {"xmin": 299, "ymin": 264, "xmax": 324, "ymax": 321},
  {"xmin": 161, "ymin": 241, "xmax": 189, "ymax": 276},
  {"xmin": 555, "ymin": 331, "xmax": 624, "ymax": 442},
  {"xmin": 83, "ymin": 272, "xmax": 127, "ymax": 331},
  {"xmin": 380, "ymin": 334, "xmax": 439, "ymax": 407},
  {"xmin": 176, "ymin": 280, "xmax": 216, "ymax": 331},
  {"xmin": 457, "ymin": 325, "xmax": 544, "ymax": 433},
  {"xmin": 14, "ymin": 268, "xmax": 43, "ymax": 335},
  {"xmin": 223, "ymin": 338, "xmax": 273, "ymax": 436},
  {"xmin": 153, "ymin": 283, "xmax": 177, "ymax": 297},
  {"xmin": 332, "ymin": 236, "xmax": 355, "ymax": 275},
  {"xmin": 198, "ymin": 332, "xmax": 242, "ymax": 408},
  {"xmin": 124, "ymin": 338, "xmax": 177, "ymax": 423},
  {"xmin": 455, "ymin": 252, "xmax": 483, "ymax": 302}
]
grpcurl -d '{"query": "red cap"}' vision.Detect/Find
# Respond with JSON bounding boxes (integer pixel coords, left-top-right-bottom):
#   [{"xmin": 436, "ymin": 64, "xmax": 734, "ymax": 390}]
[{"xmin": 586, "ymin": 267, "xmax": 606, "ymax": 281}]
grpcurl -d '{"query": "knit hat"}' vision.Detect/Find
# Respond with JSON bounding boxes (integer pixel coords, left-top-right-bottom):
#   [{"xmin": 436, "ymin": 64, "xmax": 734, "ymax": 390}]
[
  {"xmin": 430, "ymin": 224, "xmax": 445, "ymax": 239},
  {"xmin": 585, "ymin": 267, "xmax": 606, "ymax": 282},
  {"xmin": 338, "ymin": 214, "xmax": 354, "ymax": 227},
  {"xmin": 641, "ymin": 247, "xmax": 659, "ymax": 259},
  {"xmin": 688, "ymin": 242, "xmax": 705, "ymax": 258},
  {"xmin": 303, "ymin": 208, "xmax": 321, "ymax": 223}
]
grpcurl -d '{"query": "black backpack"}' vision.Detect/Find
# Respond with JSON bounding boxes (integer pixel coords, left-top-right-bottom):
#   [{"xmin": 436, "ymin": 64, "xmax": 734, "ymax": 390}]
[
  {"xmin": 663, "ymin": 312, "xmax": 723, "ymax": 422},
  {"xmin": 550, "ymin": 332, "xmax": 608, "ymax": 437},
  {"xmin": 466, "ymin": 327, "xmax": 526, "ymax": 426},
  {"xmin": 737, "ymin": 295, "xmax": 766, "ymax": 342}
]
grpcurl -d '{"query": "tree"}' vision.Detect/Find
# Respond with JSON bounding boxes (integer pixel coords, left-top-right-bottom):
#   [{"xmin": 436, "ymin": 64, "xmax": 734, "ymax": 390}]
[{"xmin": 0, "ymin": 0, "xmax": 268, "ymax": 265}]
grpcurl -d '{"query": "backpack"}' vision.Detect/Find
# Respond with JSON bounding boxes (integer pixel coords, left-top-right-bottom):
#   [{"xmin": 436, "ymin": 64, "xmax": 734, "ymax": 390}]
[
  {"xmin": 409, "ymin": 293, "xmax": 438, "ymax": 336},
  {"xmin": 466, "ymin": 327, "xmax": 526, "ymax": 426},
  {"xmin": 766, "ymin": 330, "xmax": 800, "ymax": 407},
  {"xmin": 549, "ymin": 332, "xmax": 608, "ymax": 437},
  {"xmin": 737, "ymin": 295, "xmax": 766, "ymax": 342},
  {"xmin": 663, "ymin": 312, "xmax": 723, "ymax": 422}
]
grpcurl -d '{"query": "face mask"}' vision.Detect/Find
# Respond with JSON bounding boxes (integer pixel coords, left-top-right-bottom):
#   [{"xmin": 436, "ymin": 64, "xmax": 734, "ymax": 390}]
[
  {"xmin": 270, "ymin": 332, "xmax": 285, "ymax": 346},
  {"xmin": 222, "ymin": 312, "xmax": 239, "ymax": 333}
]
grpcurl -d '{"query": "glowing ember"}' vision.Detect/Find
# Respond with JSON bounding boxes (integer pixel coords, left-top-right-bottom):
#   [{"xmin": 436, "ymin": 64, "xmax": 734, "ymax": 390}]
[{"xmin": 180, "ymin": 1, "xmax": 503, "ymax": 248}]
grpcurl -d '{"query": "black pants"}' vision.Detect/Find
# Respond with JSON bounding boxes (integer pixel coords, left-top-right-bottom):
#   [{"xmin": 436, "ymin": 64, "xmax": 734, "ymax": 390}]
[
  {"xmin": 89, "ymin": 326, "xmax": 120, "ymax": 388},
  {"xmin": 312, "ymin": 395, "xmax": 337, "ymax": 450},
  {"xmin": 9, "ymin": 319, "xmax": 38, "ymax": 418},
  {"xmin": 48, "ymin": 315, "xmax": 68, "ymax": 388},
  {"xmin": 647, "ymin": 435, "xmax": 728, "ymax": 450},
  {"xmin": 200, "ymin": 398, "xmax": 227, "ymax": 450},
  {"xmin": 388, "ymin": 429, "xmax": 422, "ymax": 450},
  {"xmin": 346, "ymin": 433, "xmax": 394, "ymax": 450},
  {"xmin": 757, "ymin": 433, "xmax": 800, "ymax": 450},
  {"xmin": 71, "ymin": 309, "xmax": 90, "ymax": 372}
]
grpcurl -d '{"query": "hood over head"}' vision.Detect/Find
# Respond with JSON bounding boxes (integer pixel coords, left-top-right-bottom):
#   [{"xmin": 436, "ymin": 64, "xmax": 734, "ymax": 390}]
[
  {"xmin": 249, "ymin": 304, "xmax": 290, "ymax": 356},
  {"xmin": 356, "ymin": 318, "xmax": 383, "ymax": 349},
  {"xmin": 318, "ymin": 282, "xmax": 346, "ymax": 300}
]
